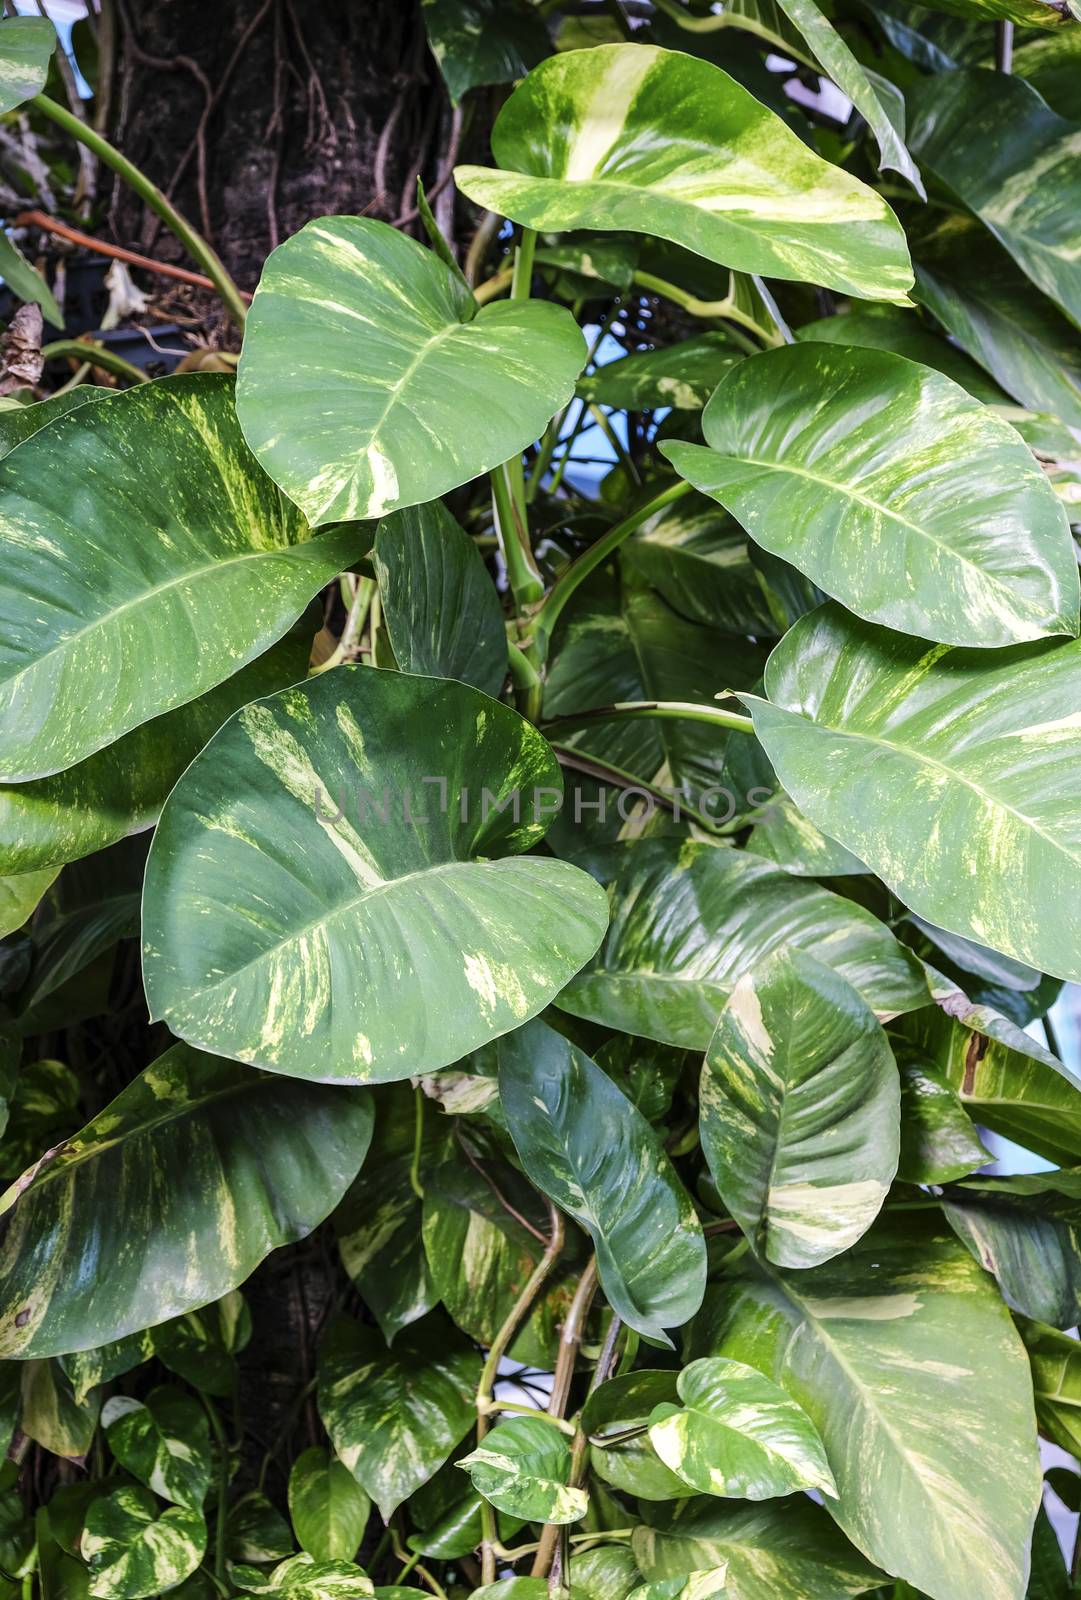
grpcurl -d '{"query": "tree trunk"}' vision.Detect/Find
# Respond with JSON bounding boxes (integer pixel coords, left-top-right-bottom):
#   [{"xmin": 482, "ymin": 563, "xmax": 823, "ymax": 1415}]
[{"xmin": 106, "ymin": 0, "xmax": 459, "ymax": 306}]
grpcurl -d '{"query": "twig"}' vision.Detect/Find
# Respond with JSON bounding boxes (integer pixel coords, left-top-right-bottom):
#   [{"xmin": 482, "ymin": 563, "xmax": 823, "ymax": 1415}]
[
  {"xmin": 531, "ymin": 1258, "xmax": 599, "ymax": 1583},
  {"xmin": 14, "ymin": 210, "xmax": 254, "ymax": 302}
]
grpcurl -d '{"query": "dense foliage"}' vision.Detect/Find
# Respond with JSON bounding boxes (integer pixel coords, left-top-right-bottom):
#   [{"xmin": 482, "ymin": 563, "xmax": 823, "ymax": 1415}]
[{"xmin": 1, "ymin": 2, "xmax": 1081, "ymax": 1598}]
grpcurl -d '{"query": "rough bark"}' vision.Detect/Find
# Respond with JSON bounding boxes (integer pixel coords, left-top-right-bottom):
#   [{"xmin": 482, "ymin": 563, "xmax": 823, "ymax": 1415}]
[{"xmin": 107, "ymin": 0, "xmax": 456, "ymax": 294}]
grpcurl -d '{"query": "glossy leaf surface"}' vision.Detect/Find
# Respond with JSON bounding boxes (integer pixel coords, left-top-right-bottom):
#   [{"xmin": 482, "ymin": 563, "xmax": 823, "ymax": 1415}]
[
  {"xmin": 0, "ymin": 1043, "xmax": 373, "ymax": 1357},
  {"xmin": 455, "ymin": 44, "xmax": 912, "ymax": 301},
  {"xmin": 0, "ymin": 375, "xmax": 359, "ymax": 782},
  {"xmin": 457, "ymin": 1415, "xmax": 588, "ymax": 1525},
  {"xmin": 664, "ymin": 344, "xmax": 1077, "ymax": 647},
  {"xmin": 701, "ymin": 948, "xmax": 899, "ymax": 1268},
  {"xmin": 498, "ymin": 1019, "xmax": 706, "ymax": 1342},
  {"xmin": 236, "ymin": 218, "xmax": 584, "ymax": 526},
  {"xmin": 100, "ymin": 1387, "xmax": 211, "ymax": 1511},
  {"xmin": 143, "ymin": 668, "xmax": 607, "ymax": 1081},
  {"xmin": 748, "ymin": 604, "xmax": 1081, "ymax": 983},
  {"xmin": 288, "ymin": 1447, "xmax": 370, "ymax": 1563},
  {"xmin": 83, "ymin": 1488, "xmax": 205, "ymax": 1600},
  {"xmin": 0, "ymin": 16, "xmax": 54, "ymax": 112}
]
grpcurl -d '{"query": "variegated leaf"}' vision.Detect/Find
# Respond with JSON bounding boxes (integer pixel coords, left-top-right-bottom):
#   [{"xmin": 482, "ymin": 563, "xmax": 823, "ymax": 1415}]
[
  {"xmin": 581, "ymin": 1371, "xmax": 693, "ymax": 1503},
  {"xmin": 153, "ymin": 1291, "xmax": 252, "ymax": 1397},
  {"xmin": 372, "ymin": 502, "xmax": 506, "ymax": 695},
  {"xmin": 457, "ymin": 1415, "xmax": 588, "ymax": 1526},
  {"xmin": 556, "ymin": 838, "xmax": 928, "ymax": 1049},
  {"xmin": 317, "ymin": 1313, "xmax": 480, "ymax": 1521},
  {"xmin": 909, "ymin": 70, "xmax": 1081, "ymax": 328},
  {"xmin": 289, "ymin": 1447, "xmax": 370, "ymax": 1564},
  {"xmin": 648, "ymin": 1357, "xmax": 835, "ymax": 1501},
  {"xmin": 243, "ymin": 1555, "xmax": 375, "ymax": 1600},
  {"xmin": 101, "ymin": 1387, "xmax": 211, "ymax": 1511},
  {"xmin": 0, "ymin": 375, "xmax": 360, "ymax": 782},
  {"xmin": 83, "ymin": 1487, "xmax": 205, "ymax": 1600},
  {"xmin": 455, "ymin": 44, "xmax": 912, "ymax": 301},
  {"xmin": 0, "ymin": 617, "xmax": 314, "ymax": 877},
  {"xmin": 573, "ymin": 1548, "xmax": 645, "ymax": 1600},
  {"xmin": 0, "ymin": 388, "xmax": 106, "ymax": 457},
  {"xmin": 620, "ymin": 493, "xmax": 780, "ymax": 637},
  {"xmin": 235, "ymin": 217, "xmax": 584, "ymax": 526},
  {"xmin": 700, "ymin": 948, "xmax": 899, "ymax": 1269},
  {"xmin": 632, "ymin": 1499, "xmax": 880, "ymax": 1600},
  {"xmin": 0, "ymin": 15, "xmax": 54, "ymax": 113},
  {"xmin": 497, "ymin": 1019, "xmax": 707, "ymax": 1343},
  {"xmin": 895, "ymin": 1051, "xmax": 990, "ymax": 1184},
  {"xmin": 0, "ymin": 1043, "xmax": 373, "ymax": 1358},
  {"xmin": 421, "ymin": 0, "xmax": 550, "ymax": 103},
  {"xmin": 796, "ymin": 303, "xmax": 1003, "ymax": 401},
  {"xmin": 663, "ymin": 345, "xmax": 1078, "ymax": 647},
  {"xmin": 1018, "ymin": 1317, "xmax": 1081, "ymax": 1458},
  {"xmin": 576, "ymin": 334, "xmax": 740, "ymax": 412},
  {"xmin": 942, "ymin": 1171, "xmax": 1081, "ymax": 1328},
  {"xmin": 745, "ymin": 604, "xmax": 1081, "ymax": 983},
  {"xmin": 143, "ymin": 668, "xmax": 608, "ymax": 1082},
  {"xmin": 692, "ymin": 1217, "xmax": 1041, "ymax": 1600},
  {"xmin": 628, "ymin": 1573, "xmax": 730, "ymax": 1600}
]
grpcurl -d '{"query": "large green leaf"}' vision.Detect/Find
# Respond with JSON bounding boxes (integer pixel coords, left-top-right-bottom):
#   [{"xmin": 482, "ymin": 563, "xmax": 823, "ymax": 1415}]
[
  {"xmin": 0, "ymin": 16, "xmax": 54, "ymax": 112},
  {"xmin": 457, "ymin": 1415, "xmax": 588, "ymax": 1525},
  {"xmin": 422, "ymin": 0, "xmax": 550, "ymax": 101},
  {"xmin": 942, "ymin": 1172, "xmax": 1081, "ymax": 1328},
  {"xmin": 746, "ymin": 604, "xmax": 1081, "ymax": 983},
  {"xmin": 910, "ymin": 69, "xmax": 1081, "ymax": 327},
  {"xmin": 288, "ymin": 1447, "xmax": 370, "ymax": 1564},
  {"xmin": 498, "ymin": 1019, "xmax": 706, "ymax": 1342},
  {"xmin": 648, "ymin": 1357, "xmax": 836, "ymax": 1501},
  {"xmin": 700, "ymin": 948, "xmax": 899, "ymax": 1268},
  {"xmin": 581, "ymin": 1371, "xmax": 692, "ymax": 1502},
  {"xmin": 372, "ymin": 502, "xmax": 506, "ymax": 695},
  {"xmin": 143, "ymin": 668, "xmax": 607, "ymax": 1081},
  {"xmin": 620, "ymin": 493, "xmax": 779, "ymax": 636},
  {"xmin": 543, "ymin": 571, "xmax": 767, "ymax": 805},
  {"xmin": 694, "ymin": 1217, "xmax": 1042, "ymax": 1600},
  {"xmin": 101, "ymin": 1387, "xmax": 211, "ymax": 1511},
  {"xmin": 0, "ymin": 619, "xmax": 314, "ymax": 877},
  {"xmin": 235, "ymin": 217, "xmax": 584, "ymax": 527},
  {"xmin": 556, "ymin": 838, "xmax": 928, "ymax": 1048},
  {"xmin": 455, "ymin": 44, "xmax": 913, "ymax": 302},
  {"xmin": 0, "ymin": 1042, "xmax": 373, "ymax": 1358},
  {"xmin": 83, "ymin": 1488, "xmax": 205, "ymax": 1600},
  {"xmin": 576, "ymin": 335, "xmax": 740, "ymax": 412},
  {"xmin": 893, "ymin": 983, "xmax": 1081, "ymax": 1167},
  {"xmin": 912, "ymin": 215, "xmax": 1081, "ymax": 432},
  {"xmin": 632, "ymin": 1498, "xmax": 880, "ymax": 1600},
  {"xmin": 317, "ymin": 1313, "xmax": 480, "ymax": 1521},
  {"xmin": 663, "ymin": 345, "xmax": 1077, "ymax": 647},
  {"xmin": 0, "ymin": 375, "xmax": 359, "ymax": 782}
]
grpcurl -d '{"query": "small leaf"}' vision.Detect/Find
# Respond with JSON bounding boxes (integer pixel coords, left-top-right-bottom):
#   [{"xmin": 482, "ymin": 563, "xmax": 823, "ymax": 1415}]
[
  {"xmin": 289, "ymin": 1447, "xmax": 370, "ymax": 1564},
  {"xmin": 577, "ymin": 334, "xmax": 740, "ymax": 412},
  {"xmin": 648, "ymin": 1357, "xmax": 835, "ymax": 1501},
  {"xmin": 0, "ymin": 868, "xmax": 57, "ymax": 939},
  {"xmin": 101, "ymin": 1386, "xmax": 211, "ymax": 1510},
  {"xmin": 895, "ymin": 1051, "xmax": 990, "ymax": 1184},
  {"xmin": 581, "ymin": 1371, "xmax": 691, "ymax": 1503},
  {"xmin": 421, "ymin": 0, "xmax": 550, "ymax": 102},
  {"xmin": 20, "ymin": 1360, "xmax": 99, "ymax": 1459},
  {"xmin": 943, "ymin": 1171, "xmax": 1081, "ymax": 1328},
  {"xmin": 82, "ymin": 1486, "xmax": 205, "ymax": 1600},
  {"xmin": 457, "ymin": 1415, "xmax": 588, "ymax": 1525},
  {"xmin": 153, "ymin": 1292, "xmax": 252, "ymax": 1397},
  {"xmin": 627, "ymin": 1574, "xmax": 730, "ymax": 1600},
  {"xmin": 0, "ymin": 15, "xmax": 55, "ymax": 113}
]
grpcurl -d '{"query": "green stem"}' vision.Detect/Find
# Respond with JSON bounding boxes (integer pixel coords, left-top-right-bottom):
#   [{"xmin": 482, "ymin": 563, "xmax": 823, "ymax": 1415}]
[
  {"xmin": 492, "ymin": 461, "xmax": 545, "ymax": 610},
  {"xmin": 41, "ymin": 339, "xmax": 148, "ymax": 384},
  {"xmin": 31, "ymin": 93, "xmax": 248, "ymax": 329},
  {"xmin": 507, "ymin": 637, "xmax": 542, "ymax": 694},
  {"xmin": 511, "ymin": 227, "xmax": 537, "ymax": 300},
  {"xmin": 202, "ymin": 1397, "xmax": 230, "ymax": 1582},
  {"xmin": 544, "ymin": 699, "xmax": 755, "ymax": 739},
  {"xmin": 480, "ymin": 1398, "xmax": 576, "ymax": 1432},
  {"xmin": 532, "ymin": 481, "xmax": 692, "ymax": 659},
  {"xmin": 587, "ymin": 404, "xmax": 641, "ymax": 486},
  {"xmin": 632, "ymin": 270, "xmax": 780, "ymax": 347},
  {"xmin": 473, "ymin": 266, "xmax": 514, "ymax": 305}
]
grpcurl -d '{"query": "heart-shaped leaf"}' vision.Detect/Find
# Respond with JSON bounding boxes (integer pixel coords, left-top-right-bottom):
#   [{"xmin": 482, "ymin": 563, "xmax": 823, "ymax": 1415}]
[
  {"xmin": 422, "ymin": 0, "xmax": 550, "ymax": 102},
  {"xmin": 0, "ymin": 374, "xmax": 361, "ymax": 781},
  {"xmin": 456, "ymin": 44, "xmax": 912, "ymax": 302},
  {"xmin": 317, "ymin": 1313, "xmax": 480, "ymax": 1522},
  {"xmin": 695, "ymin": 1217, "xmax": 1042, "ymax": 1600},
  {"xmin": 701, "ymin": 948, "xmax": 899, "ymax": 1268},
  {"xmin": 746, "ymin": 603, "xmax": 1081, "ymax": 982},
  {"xmin": 497, "ymin": 1019, "xmax": 707, "ymax": 1343},
  {"xmin": 143, "ymin": 667, "xmax": 608, "ymax": 1082},
  {"xmin": 0, "ymin": 618, "xmax": 314, "ymax": 877},
  {"xmin": 289, "ymin": 1447, "xmax": 370, "ymax": 1564},
  {"xmin": 101, "ymin": 1387, "xmax": 212, "ymax": 1511},
  {"xmin": 556, "ymin": 838, "xmax": 928, "ymax": 1048},
  {"xmin": 235, "ymin": 217, "xmax": 584, "ymax": 526},
  {"xmin": 83, "ymin": 1487, "xmax": 205, "ymax": 1600},
  {"xmin": 0, "ymin": 15, "xmax": 54, "ymax": 113},
  {"xmin": 909, "ymin": 70, "xmax": 1081, "ymax": 327},
  {"xmin": 457, "ymin": 1415, "xmax": 588, "ymax": 1525},
  {"xmin": 648, "ymin": 1357, "xmax": 835, "ymax": 1501},
  {"xmin": 372, "ymin": 502, "xmax": 506, "ymax": 695},
  {"xmin": 235, "ymin": 1554, "xmax": 374, "ymax": 1599},
  {"xmin": 663, "ymin": 344, "xmax": 1077, "ymax": 647},
  {"xmin": 581, "ymin": 1371, "xmax": 692, "ymax": 1503},
  {"xmin": 0, "ymin": 1042, "xmax": 373, "ymax": 1358}
]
